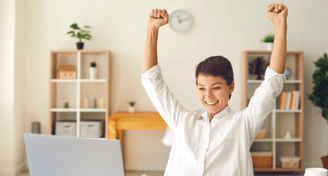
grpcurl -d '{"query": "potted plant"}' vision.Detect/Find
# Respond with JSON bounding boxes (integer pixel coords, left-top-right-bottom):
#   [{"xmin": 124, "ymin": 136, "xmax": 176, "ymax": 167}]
[
  {"xmin": 128, "ymin": 101, "xmax": 136, "ymax": 113},
  {"xmin": 67, "ymin": 23, "xmax": 92, "ymax": 50},
  {"xmin": 89, "ymin": 62, "xmax": 97, "ymax": 79},
  {"xmin": 261, "ymin": 34, "xmax": 275, "ymax": 51},
  {"xmin": 306, "ymin": 52, "xmax": 328, "ymax": 169}
]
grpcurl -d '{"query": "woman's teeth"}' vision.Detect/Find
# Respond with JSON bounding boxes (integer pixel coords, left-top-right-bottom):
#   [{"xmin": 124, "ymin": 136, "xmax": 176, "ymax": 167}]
[{"xmin": 206, "ymin": 101, "xmax": 218, "ymax": 105}]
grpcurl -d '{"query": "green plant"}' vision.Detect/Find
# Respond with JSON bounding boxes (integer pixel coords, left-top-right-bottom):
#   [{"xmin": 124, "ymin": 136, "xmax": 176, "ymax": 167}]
[
  {"xmin": 67, "ymin": 23, "xmax": 92, "ymax": 43},
  {"xmin": 129, "ymin": 101, "xmax": 136, "ymax": 107},
  {"xmin": 306, "ymin": 53, "xmax": 328, "ymax": 124},
  {"xmin": 261, "ymin": 34, "xmax": 275, "ymax": 43}
]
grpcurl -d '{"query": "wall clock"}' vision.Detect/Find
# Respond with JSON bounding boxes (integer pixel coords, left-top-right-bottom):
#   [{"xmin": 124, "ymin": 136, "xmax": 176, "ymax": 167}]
[{"xmin": 169, "ymin": 10, "xmax": 193, "ymax": 33}]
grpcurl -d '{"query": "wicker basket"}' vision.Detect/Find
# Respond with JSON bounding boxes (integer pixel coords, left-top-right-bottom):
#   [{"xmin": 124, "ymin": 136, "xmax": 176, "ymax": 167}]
[
  {"xmin": 255, "ymin": 129, "xmax": 266, "ymax": 139},
  {"xmin": 251, "ymin": 151, "xmax": 273, "ymax": 169},
  {"xmin": 280, "ymin": 156, "xmax": 300, "ymax": 169}
]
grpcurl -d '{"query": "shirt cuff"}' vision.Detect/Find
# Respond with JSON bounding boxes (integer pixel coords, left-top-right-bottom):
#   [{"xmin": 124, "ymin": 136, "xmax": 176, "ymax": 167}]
[
  {"xmin": 264, "ymin": 65, "xmax": 287, "ymax": 83},
  {"xmin": 141, "ymin": 64, "xmax": 161, "ymax": 78}
]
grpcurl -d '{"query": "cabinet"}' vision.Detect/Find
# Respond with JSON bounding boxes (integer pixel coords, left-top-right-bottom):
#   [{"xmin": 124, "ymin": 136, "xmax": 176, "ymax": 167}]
[
  {"xmin": 242, "ymin": 51, "xmax": 304, "ymax": 171},
  {"xmin": 49, "ymin": 50, "xmax": 111, "ymax": 139}
]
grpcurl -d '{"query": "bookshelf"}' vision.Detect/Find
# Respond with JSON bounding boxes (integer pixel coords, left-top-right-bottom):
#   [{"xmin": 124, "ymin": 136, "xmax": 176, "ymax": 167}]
[
  {"xmin": 49, "ymin": 50, "xmax": 111, "ymax": 139},
  {"xmin": 242, "ymin": 51, "xmax": 304, "ymax": 172}
]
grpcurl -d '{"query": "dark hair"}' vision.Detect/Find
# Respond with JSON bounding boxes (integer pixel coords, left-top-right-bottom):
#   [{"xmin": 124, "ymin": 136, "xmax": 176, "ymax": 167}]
[{"xmin": 195, "ymin": 56, "xmax": 234, "ymax": 100}]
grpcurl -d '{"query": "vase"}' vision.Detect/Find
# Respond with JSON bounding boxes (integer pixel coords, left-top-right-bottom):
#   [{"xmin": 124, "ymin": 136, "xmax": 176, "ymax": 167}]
[
  {"xmin": 321, "ymin": 156, "xmax": 328, "ymax": 170},
  {"xmin": 266, "ymin": 42, "xmax": 273, "ymax": 51},
  {"xmin": 89, "ymin": 67, "xmax": 97, "ymax": 79},
  {"xmin": 77, "ymin": 42, "xmax": 84, "ymax": 50},
  {"xmin": 128, "ymin": 106, "xmax": 135, "ymax": 113}
]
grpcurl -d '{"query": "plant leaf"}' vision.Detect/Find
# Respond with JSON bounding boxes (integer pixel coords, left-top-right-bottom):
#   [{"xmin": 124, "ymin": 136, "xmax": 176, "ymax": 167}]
[{"xmin": 70, "ymin": 23, "xmax": 78, "ymax": 29}]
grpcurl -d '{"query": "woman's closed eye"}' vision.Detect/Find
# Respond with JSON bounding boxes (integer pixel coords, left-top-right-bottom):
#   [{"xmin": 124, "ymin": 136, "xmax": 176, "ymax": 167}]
[{"xmin": 198, "ymin": 87, "xmax": 221, "ymax": 90}]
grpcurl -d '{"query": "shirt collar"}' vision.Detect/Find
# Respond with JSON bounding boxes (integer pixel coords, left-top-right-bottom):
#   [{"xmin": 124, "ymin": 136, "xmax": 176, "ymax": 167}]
[{"xmin": 201, "ymin": 104, "xmax": 231, "ymax": 122}]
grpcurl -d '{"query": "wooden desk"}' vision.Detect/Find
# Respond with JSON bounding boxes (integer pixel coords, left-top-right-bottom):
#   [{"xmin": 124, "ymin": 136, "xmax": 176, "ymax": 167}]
[{"xmin": 108, "ymin": 112, "xmax": 167, "ymax": 159}]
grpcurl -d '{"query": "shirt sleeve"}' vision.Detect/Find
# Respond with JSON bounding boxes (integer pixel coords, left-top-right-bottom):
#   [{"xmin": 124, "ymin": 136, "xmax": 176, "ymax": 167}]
[
  {"xmin": 141, "ymin": 64, "xmax": 187, "ymax": 131},
  {"xmin": 242, "ymin": 65, "xmax": 286, "ymax": 142}
]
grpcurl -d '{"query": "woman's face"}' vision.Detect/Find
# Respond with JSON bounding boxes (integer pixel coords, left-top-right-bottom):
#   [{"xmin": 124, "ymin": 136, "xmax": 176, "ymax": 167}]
[{"xmin": 197, "ymin": 74, "xmax": 234, "ymax": 115}]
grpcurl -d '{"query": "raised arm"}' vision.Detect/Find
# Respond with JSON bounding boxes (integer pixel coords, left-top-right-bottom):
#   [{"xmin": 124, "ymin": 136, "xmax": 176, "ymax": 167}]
[
  {"xmin": 142, "ymin": 9, "xmax": 169, "ymax": 74},
  {"xmin": 266, "ymin": 4, "xmax": 288, "ymax": 74}
]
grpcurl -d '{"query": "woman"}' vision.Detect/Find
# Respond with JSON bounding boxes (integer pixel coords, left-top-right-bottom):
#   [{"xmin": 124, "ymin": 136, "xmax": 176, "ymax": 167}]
[{"xmin": 142, "ymin": 4, "xmax": 288, "ymax": 176}]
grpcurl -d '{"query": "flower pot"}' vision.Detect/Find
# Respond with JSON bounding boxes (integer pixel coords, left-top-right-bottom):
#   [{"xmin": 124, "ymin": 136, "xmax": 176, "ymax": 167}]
[
  {"xmin": 266, "ymin": 42, "xmax": 273, "ymax": 51},
  {"xmin": 89, "ymin": 67, "xmax": 97, "ymax": 79},
  {"xmin": 128, "ymin": 106, "xmax": 135, "ymax": 113},
  {"xmin": 321, "ymin": 156, "xmax": 328, "ymax": 169},
  {"xmin": 77, "ymin": 42, "xmax": 84, "ymax": 50}
]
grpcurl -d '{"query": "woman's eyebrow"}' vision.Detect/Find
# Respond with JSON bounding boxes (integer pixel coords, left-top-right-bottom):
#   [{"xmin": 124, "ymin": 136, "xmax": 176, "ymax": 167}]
[{"xmin": 198, "ymin": 82, "xmax": 222, "ymax": 86}]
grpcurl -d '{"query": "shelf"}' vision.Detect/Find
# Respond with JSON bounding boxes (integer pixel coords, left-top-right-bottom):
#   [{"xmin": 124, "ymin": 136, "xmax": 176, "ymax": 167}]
[
  {"xmin": 51, "ymin": 79, "xmax": 78, "ymax": 83},
  {"xmin": 275, "ymin": 138, "xmax": 302, "ymax": 142},
  {"xmin": 51, "ymin": 79, "xmax": 107, "ymax": 83},
  {"xmin": 254, "ymin": 138, "xmax": 273, "ymax": 142},
  {"xmin": 247, "ymin": 80, "xmax": 302, "ymax": 83},
  {"xmin": 80, "ymin": 79, "xmax": 107, "ymax": 82},
  {"xmin": 51, "ymin": 108, "xmax": 78, "ymax": 112},
  {"xmin": 80, "ymin": 108, "xmax": 106, "ymax": 112},
  {"xmin": 275, "ymin": 109, "xmax": 302, "ymax": 113},
  {"xmin": 242, "ymin": 50, "xmax": 304, "ymax": 172}
]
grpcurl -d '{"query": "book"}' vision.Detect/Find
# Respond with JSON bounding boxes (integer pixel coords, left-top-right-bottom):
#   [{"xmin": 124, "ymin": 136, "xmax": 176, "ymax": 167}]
[
  {"xmin": 277, "ymin": 92, "xmax": 286, "ymax": 110},
  {"xmin": 289, "ymin": 91, "xmax": 294, "ymax": 110},
  {"xmin": 295, "ymin": 91, "xmax": 300, "ymax": 110},
  {"xmin": 285, "ymin": 92, "xmax": 291, "ymax": 110}
]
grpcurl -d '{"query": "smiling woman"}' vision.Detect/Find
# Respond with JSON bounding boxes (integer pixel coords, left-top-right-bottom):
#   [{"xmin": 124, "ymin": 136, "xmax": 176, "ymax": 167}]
[
  {"xmin": 142, "ymin": 5, "xmax": 288, "ymax": 176},
  {"xmin": 195, "ymin": 56, "xmax": 235, "ymax": 122}
]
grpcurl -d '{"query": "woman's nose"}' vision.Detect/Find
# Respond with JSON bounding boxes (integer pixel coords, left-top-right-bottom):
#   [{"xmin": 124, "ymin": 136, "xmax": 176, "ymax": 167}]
[{"xmin": 206, "ymin": 90, "xmax": 214, "ymax": 99}]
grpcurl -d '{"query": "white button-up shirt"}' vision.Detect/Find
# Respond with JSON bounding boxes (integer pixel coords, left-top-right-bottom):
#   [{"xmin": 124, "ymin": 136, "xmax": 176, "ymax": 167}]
[{"xmin": 141, "ymin": 64, "xmax": 286, "ymax": 176}]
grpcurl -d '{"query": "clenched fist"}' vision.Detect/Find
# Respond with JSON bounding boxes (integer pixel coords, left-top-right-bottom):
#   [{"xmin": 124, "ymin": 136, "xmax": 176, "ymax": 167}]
[
  {"xmin": 147, "ymin": 9, "xmax": 169, "ymax": 30},
  {"xmin": 266, "ymin": 4, "xmax": 288, "ymax": 23}
]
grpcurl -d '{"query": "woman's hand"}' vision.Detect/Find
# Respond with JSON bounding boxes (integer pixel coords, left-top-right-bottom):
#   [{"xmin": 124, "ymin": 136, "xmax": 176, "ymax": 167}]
[
  {"xmin": 147, "ymin": 9, "xmax": 169, "ymax": 30},
  {"xmin": 266, "ymin": 4, "xmax": 288, "ymax": 23}
]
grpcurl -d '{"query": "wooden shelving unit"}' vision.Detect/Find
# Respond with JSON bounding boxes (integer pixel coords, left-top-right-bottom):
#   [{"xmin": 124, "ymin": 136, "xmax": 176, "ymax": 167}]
[
  {"xmin": 242, "ymin": 50, "xmax": 304, "ymax": 172},
  {"xmin": 49, "ymin": 50, "xmax": 111, "ymax": 139}
]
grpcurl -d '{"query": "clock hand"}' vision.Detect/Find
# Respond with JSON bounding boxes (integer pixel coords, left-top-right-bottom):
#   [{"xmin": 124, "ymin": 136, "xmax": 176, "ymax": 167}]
[
  {"xmin": 177, "ymin": 15, "xmax": 181, "ymax": 23},
  {"xmin": 180, "ymin": 17, "xmax": 189, "ymax": 22}
]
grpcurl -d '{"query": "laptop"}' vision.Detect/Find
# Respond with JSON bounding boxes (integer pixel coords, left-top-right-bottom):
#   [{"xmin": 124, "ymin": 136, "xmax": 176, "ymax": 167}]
[{"xmin": 23, "ymin": 133, "xmax": 126, "ymax": 176}]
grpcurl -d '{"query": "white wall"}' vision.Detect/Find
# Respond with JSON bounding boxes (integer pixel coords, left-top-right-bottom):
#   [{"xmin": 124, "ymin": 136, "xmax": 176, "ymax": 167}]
[{"xmin": 1, "ymin": 0, "xmax": 328, "ymax": 174}]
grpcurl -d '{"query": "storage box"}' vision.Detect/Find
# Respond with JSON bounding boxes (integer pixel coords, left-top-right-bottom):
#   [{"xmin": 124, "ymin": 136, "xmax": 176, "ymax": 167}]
[
  {"xmin": 280, "ymin": 156, "xmax": 300, "ymax": 169},
  {"xmin": 251, "ymin": 151, "xmax": 273, "ymax": 169},
  {"xmin": 80, "ymin": 120, "xmax": 104, "ymax": 138},
  {"xmin": 55, "ymin": 121, "xmax": 76, "ymax": 137},
  {"xmin": 255, "ymin": 129, "xmax": 266, "ymax": 139}
]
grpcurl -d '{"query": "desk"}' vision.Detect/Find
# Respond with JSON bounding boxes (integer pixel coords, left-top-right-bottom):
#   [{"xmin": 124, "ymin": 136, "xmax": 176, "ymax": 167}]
[{"xmin": 108, "ymin": 112, "xmax": 167, "ymax": 158}]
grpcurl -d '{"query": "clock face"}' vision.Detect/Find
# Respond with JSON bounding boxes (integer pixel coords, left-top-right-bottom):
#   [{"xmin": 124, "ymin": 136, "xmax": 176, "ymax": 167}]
[{"xmin": 169, "ymin": 10, "xmax": 193, "ymax": 33}]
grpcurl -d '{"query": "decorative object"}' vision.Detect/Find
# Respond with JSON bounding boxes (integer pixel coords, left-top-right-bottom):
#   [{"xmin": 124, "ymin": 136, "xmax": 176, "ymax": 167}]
[
  {"xmin": 128, "ymin": 101, "xmax": 136, "ymax": 113},
  {"xmin": 284, "ymin": 66, "xmax": 291, "ymax": 80},
  {"xmin": 255, "ymin": 129, "xmax": 266, "ymax": 139},
  {"xmin": 84, "ymin": 99, "xmax": 90, "ymax": 108},
  {"xmin": 169, "ymin": 10, "xmax": 193, "ymax": 33},
  {"xmin": 61, "ymin": 96, "xmax": 70, "ymax": 108},
  {"xmin": 306, "ymin": 53, "xmax": 328, "ymax": 169},
  {"xmin": 66, "ymin": 23, "xmax": 92, "ymax": 50},
  {"xmin": 98, "ymin": 99, "xmax": 105, "ymax": 109},
  {"xmin": 261, "ymin": 34, "xmax": 275, "ymax": 51},
  {"xmin": 31, "ymin": 122, "xmax": 41, "ymax": 134},
  {"xmin": 89, "ymin": 62, "xmax": 97, "ymax": 79},
  {"xmin": 280, "ymin": 156, "xmax": 300, "ymax": 169},
  {"xmin": 284, "ymin": 131, "xmax": 292, "ymax": 139},
  {"xmin": 250, "ymin": 151, "xmax": 273, "ymax": 169},
  {"xmin": 91, "ymin": 98, "xmax": 96, "ymax": 108},
  {"xmin": 58, "ymin": 65, "xmax": 76, "ymax": 79},
  {"xmin": 248, "ymin": 56, "xmax": 270, "ymax": 80}
]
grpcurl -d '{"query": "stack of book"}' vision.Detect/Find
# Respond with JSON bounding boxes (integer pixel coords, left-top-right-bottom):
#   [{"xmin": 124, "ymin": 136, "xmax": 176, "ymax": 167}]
[{"xmin": 276, "ymin": 91, "xmax": 300, "ymax": 110}]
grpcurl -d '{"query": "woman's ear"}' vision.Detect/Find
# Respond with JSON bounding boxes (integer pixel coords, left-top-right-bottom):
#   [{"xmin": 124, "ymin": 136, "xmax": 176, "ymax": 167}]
[{"xmin": 229, "ymin": 81, "xmax": 235, "ymax": 94}]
